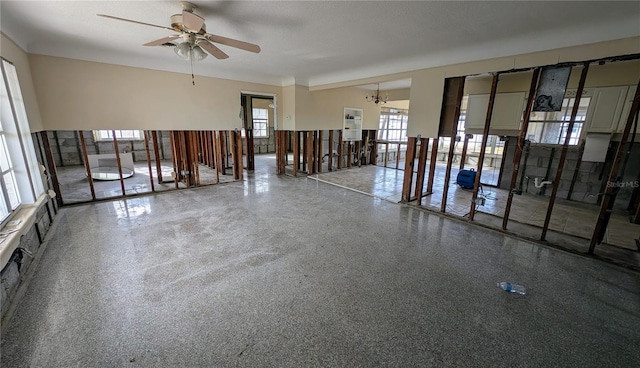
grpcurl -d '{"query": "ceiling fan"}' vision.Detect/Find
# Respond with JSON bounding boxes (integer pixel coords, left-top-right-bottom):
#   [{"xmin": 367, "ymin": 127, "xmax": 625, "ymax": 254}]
[{"xmin": 97, "ymin": 1, "xmax": 261, "ymax": 62}]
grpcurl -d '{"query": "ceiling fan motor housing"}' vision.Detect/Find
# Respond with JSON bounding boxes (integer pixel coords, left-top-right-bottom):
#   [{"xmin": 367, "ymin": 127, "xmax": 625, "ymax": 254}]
[{"xmin": 170, "ymin": 14, "xmax": 206, "ymax": 34}]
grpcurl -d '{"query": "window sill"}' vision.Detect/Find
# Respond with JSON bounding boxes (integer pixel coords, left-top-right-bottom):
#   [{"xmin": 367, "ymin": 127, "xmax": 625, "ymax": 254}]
[{"xmin": 0, "ymin": 193, "xmax": 49, "ymax": 270}]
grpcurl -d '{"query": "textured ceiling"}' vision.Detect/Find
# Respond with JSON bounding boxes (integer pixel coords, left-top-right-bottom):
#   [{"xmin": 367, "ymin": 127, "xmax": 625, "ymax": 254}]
[{"xmin": 1, "ymin": 1, "xmax": 639, "ymax": 89}]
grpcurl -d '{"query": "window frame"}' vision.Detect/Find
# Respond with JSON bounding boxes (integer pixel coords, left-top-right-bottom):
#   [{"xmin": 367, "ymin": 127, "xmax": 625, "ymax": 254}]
[
  {"xmin": 378, "ymin": 108, "xmax": 409, "ymax": 142},
  {"xmin": 93, "ymin": 130, "xmax": 144, "ymax": 142},
  {"xmin": 251, "ymin": 108, "xmax": 269, "ymax": 138}
]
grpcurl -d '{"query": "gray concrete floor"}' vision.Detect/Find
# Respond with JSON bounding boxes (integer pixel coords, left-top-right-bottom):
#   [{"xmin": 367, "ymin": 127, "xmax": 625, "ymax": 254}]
[{"xmin": 2, "ymin": 155, "xmax": 639, "ymax": 367}]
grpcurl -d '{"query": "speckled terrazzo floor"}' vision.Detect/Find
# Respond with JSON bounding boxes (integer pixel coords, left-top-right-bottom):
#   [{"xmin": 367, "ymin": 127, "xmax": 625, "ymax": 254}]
[{"xmin": 2, "ymin": 156, "xmax": 639, "ymax": 367}]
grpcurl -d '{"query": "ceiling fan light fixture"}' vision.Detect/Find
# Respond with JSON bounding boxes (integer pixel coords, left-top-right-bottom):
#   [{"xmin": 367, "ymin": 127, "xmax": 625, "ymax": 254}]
[
  {"xmin": 174, "ymin": 42, "xmax": 191, "ymax": 60},
  {"xmin": 191, "ymin": 45, "xmax": 208, "ymax": 61}
]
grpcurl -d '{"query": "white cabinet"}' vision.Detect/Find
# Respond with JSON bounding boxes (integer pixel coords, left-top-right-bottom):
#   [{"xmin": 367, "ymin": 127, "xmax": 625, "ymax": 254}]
[
  {"xmin": 343, "ymin": 107, "xmax": 362, "ymax": 141},
  {"xmin": 616, "ymin": 85, "xmax": 637, "ymax": 132},
  {"xmin": 465, "ymin": 92, "xmax": 526, "ymax": 132},
  {"xmin": 585, "ymin": 86, "xmax": 627, "ymax": 133}
]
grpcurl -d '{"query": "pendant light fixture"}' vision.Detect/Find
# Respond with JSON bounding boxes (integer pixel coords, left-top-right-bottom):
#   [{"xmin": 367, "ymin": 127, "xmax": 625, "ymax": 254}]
[{"xmin": 366, "ymin": 83, "xmax": 388, "ymax": 105}]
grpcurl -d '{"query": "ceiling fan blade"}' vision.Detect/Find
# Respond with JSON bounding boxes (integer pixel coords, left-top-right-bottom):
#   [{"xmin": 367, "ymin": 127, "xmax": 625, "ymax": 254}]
[
  {"xmin": 182, "ymin": 11, "xmax": 205, "ymax": 32},
  {"xmin": 204, "ymin": 34, "xmax": 261, "ymax": 53},
  {"xmin": 97, "ymin": 14, "xmax": 175, "ymax": 31},
  {"xmin": 198, "ymin": 40, "xmax": 229, "ymax": 60},
  {"xmin": 143, "ymin": 35, "xmax": 180, "ymax": 46}
]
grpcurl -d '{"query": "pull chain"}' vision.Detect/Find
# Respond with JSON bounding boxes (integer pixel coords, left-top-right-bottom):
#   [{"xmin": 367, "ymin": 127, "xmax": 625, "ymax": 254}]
[{"xmin": 190, "ymin": 53, "xmax": 195, "ymax": 86}]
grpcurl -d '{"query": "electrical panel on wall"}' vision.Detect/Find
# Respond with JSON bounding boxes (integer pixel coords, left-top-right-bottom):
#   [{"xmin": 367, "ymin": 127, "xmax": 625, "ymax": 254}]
[{"xmin": 343, "ymin": 108, "xmax": 363, "ymax": 141}]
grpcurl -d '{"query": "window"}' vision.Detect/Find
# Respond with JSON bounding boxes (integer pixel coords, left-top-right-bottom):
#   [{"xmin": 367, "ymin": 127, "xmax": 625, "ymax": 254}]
[
  {"xmin": 378, "ymin": 108, "xmax": 409, "ymax": 142},
  {"xmin": 93, "ymin": 130, "xmax": 143, "ymax": 141},
  {"xmin": 526, "ymin": 96, "xmax": 590, "ymax": 145},
  {"xmin": 1, "ymin": 58, "xmax": 45, "ymax": 222},
  {"xmin": 0, "ymin": 124, "xmax": 20, "ymax": 221},
  {"xmin": 252, "ymin": 108, "xmax": 269, "ymax": 138}
]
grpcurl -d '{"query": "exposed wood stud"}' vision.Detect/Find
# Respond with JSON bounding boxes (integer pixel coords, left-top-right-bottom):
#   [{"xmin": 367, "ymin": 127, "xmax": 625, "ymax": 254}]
[
  {"xmin": 328, "ymin": 130, "xmax": 334, "ymax": 171},
  {"xmin": 302, "ymin": 131, "xmax": 308, "ymax": 173},
  {"xmin": 246, "ymin": 128, "xmax": 255, "ymax": 171},
  {"xmin": 143, "ymin": 131, "xmax": 155, "ymax": 192},
  {"xmin": 169, "ymin": 131, "xmax": 179, "ymax": 188},
  {"xmin": 317, "ymin": 130, "xmax": 323, "ymax": 173},
  {"xmin": 151, "ymin": 131, "xmax": 163, "ymax": 183},
  {"xmin": 337, "ymin": 130, "xmax": 343, "ymax": 170},
  {"xmin": 427, "ymin": 138, "xmax": 439, "ymax": 194},
  {"xmin": 212, "ymin": 131, "xmax": 221, "ymax": 184},
  {"xmin": 415, "ymin": 138, "xmax": 429, "ymax": 206},
  {"xmin": 111, "ymin": 130, "xmax": 127, "ymax": 196},
  {"xmin": 355, "ymin": 140, "xmax": 361, "ymax": 167},
  {"xmin": 589, "ymin": 73, "xmax": 640, "ymax": 252},
  {"xmin": 293, "ymin": 130, "xmax": 299, "ymax": 176},
  {"xmin": 396, "ymin": 143, "xmax": 401, "ymax": 170},
  {"xmin": 37, "ymin": 132, "xmax": 62, "ymax": 208},
  {"xmin": 306, "ymin": 131, "xmax": 314, "ymax": 174},
  {"xmin": 469, "ymin": 73, "xmax": 500, "ymax": 221},
  {"xmin": 347, "ymin": 141, "xmax": 352, "ymax": 168},
  {"xmin": 440, "ymin": 76, "xmax": 466, "ymax": 212},
  {"xmin": 78, "ymin": 130, "xmax": 96, "ymax": 200},
  {"xmin": 401, "ymin": 137, "xmax": 418, "ymax": 202},
  {"xmin": 313, "ymin": 131, "xmax": 319, "ymax": 173},
  {"xmin": 384, "ymin": 143, "xmax": 389, "ymax": 168},
  {"xmin": 542, "ymin": 64, "xmax": 590, "ymax": 240}
]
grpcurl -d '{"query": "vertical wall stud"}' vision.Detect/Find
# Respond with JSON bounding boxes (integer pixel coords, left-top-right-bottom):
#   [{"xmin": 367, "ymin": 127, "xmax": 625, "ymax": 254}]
[
  {"xmin": 469, "ymin": 73, "xmax": 500, "ymax": 221},
  {"xmin": 542, "ymin": 64, "xmax": 589, "ymax": 240},
  {"xmin": 401, "ymin": 137, "xmax": 418, "ymax": 202}
]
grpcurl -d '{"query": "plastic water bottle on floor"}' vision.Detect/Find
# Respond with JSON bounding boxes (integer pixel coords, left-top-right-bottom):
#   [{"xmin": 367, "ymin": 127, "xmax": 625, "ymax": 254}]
[{"xmin": 497, "ymin": 282, "xmax": 526, "ymax": 295}]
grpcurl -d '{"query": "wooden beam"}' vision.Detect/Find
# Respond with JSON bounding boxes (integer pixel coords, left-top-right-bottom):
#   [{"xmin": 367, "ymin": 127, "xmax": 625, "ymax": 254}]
[
  {"xmin": 313, "ymin": 131, "xmax": 319, "ymax": 173},
  {"xmin": 39, "ymin": 131, "xmax": 63, "ymax": 207},
  {"xmin": 169, "ymin": 131, "xmax": 179, "ymax": 188},
  {"xmin": 143, "ymin": 131, "xmax": 155, "ymax": 192},
  {"xmin": 395, "ymin": 143, "xmax": 401, "ymax": 170},
  {"xmin": 293, "ymin": 130, "xmax": 299, "ymax": 176},
  {"xmin": 542, "ymin": 64, "xmax": 590, "ymax": 240},
  {"xmin": 370, "ymin": 130, "xmax": 377, "ymax": 165},
  {"xmin": 384, "ymin": 143, "xmax": 389, "ymax": 168},
  {"xmin": 503, "ymin": 68, "xmax": 541, "ymax": 229},
  {"xmin": 77, "ymin": 130, "xmax": 96, "ymax": 200},
  {"xmin": 317, "ymin": 130, "xmax": 323, "ymax": 173},
  {"xmin": 355, "ymin": 140, "xmax": 362, "ymax": 167},
  {"xmin": 337, "ymin": 130, "xmax": 343, "ymax": 169},
  {"xmin": 401, "ymin": 137, "xmax": 418, "ymax": 202},
  {"xmin": 246, "ymin": 129, "xmax": 255, "ymax": 171},
  {"xmin": 415, "ymin": 138, "xmax": 429, "ymax": 206},
  {"xmin": 427, "ymin": 138, "xmax": 439, "ymax": 194},
  {"xmin": 328, "ymin": 130, "xmax": 334, "ymax": 171},
  {"xmin": 111, "ymin": 130, "xmax": 127, "ymax": 196},
  {"xmin": 589, "ymin": 74, "xmax": 640, "ymax": 252},
  {"xmin": 469, "ymin": 73, "xmax": 500, "ymax": 221},
  {"xmin": 306, "ymin": 131, "xmax": 314, "ymax": 174},
  {"xmin": 347, "ymin": 141, "xmax": 352, "ymax": 168},
  {"xmin": 440, "ymin": 76, "xmax": 466, "ymax": 212},
  {"xmin": 151, "ymin": 131, "xmax": 163, "ymax": 183},
  {"xmin": 302, "ymin": 131, "xmax": 308, "ymax": 173},
  {"xmin": 212, "ymin": 131, "xmax": 221, "ymax": 184}
]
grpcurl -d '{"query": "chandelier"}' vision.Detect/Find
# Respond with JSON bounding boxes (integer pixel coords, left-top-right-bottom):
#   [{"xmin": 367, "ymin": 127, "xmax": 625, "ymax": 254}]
[{"xmin": 366, "ymin": 83, "xmax": 388, "ymax": 105}]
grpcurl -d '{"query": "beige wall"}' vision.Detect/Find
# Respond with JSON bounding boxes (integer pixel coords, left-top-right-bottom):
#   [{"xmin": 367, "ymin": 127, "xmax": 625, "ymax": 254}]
[
  {"xmin": 288, "ymin": 85, "xmax": 380, "ymax": 131},
  {"xmin": 464, "ymin": 59, "xmax": 640, "ymax": 95},
  {"xmin": 0, "ymin": 33, "xmax": 44, "ymax": 132},
  {"xmin": 28, "ymin": 54, "xmax": 282, "ymax": 131},
  {"xmin": 11, "ymin": 35, "xmax": 640, "ymax": 137},
  {"xmin": 312, "ymin": 37, "xmax": 640, "ymax": 138}
]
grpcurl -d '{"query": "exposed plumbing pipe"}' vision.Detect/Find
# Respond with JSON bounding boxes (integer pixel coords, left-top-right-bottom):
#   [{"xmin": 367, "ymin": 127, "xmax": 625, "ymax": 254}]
[{"xmin": 534, "ymin": 177, "xmax": 553, "ymax": 188}]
